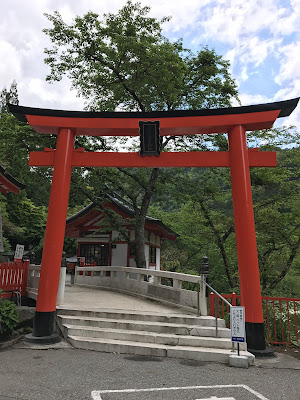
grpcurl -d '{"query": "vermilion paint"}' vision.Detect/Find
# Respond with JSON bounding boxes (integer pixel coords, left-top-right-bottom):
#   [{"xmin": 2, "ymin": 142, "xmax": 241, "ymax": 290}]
[
  {"xmin": 228, "ymin": 125, "xmax": 264, "ymax": 323},
  {"xmin": 29, "ymin": 150, "xmax": 277, "ymax": 168},
  {"xmin": 36, "ymin": 128, "xmax": 75, "ymax": 312}
]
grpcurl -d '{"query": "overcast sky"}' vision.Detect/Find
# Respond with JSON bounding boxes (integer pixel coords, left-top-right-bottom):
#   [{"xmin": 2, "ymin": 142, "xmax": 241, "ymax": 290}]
[{"xmin": 1, "ymin": 0, "xmax": 299, "ymax": 128}]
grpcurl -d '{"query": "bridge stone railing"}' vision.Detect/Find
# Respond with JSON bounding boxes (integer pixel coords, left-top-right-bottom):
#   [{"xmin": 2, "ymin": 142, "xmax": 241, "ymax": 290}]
[
  {"xmin": 26, "ymin": 264, "xmax": 41, "ymax": 300},
  {"xmin": 26, "ymin": 265, "xmax": 208, "ymax": 315},
  {"xmin": 75, "ymin": 266, "xmax": 208, "ymax": 315}
]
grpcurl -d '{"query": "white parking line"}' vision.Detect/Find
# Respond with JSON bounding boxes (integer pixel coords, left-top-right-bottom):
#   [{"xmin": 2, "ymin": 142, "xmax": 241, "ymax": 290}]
[
  {"xmin": 195, "ymin": 397, "xmax": 236, "ymax": 400},
  {"xmin": 91, "ymin": 393, "xmax": 102, "ymax": 400},
  {"xmin": 91, "ymin": 384, "xmax": 270, "ymax": 400}
]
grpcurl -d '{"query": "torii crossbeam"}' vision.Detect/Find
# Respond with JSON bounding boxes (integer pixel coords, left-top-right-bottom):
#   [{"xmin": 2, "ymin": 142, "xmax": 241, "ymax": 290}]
[{"xmin": 9, "ymin": 98, "xmax": 299, "ymax": 351}]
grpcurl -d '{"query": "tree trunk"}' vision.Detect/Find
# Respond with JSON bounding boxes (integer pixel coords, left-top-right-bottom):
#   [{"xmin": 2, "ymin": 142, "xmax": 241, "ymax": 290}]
[
  {"xmin": 268, "ymin": 236, "xmax": 300, "ymax": 290},
  {"xmin": 134, "ymin": 168, "xmax": 160, "ymax": 268},
  {"xmin": 199, "ymin": 199, "xmax": 235, "ymax": 289},
  {"xmin": 134, "ymin": 214, "xmax": 146, "ymax": 269}
]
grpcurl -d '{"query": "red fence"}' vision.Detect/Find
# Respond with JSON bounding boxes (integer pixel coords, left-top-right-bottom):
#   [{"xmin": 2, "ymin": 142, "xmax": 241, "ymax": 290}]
[
  {"xmin": 210, "ymin": 292, "xmax": 300, "ymax": 346},
  {"xmin": 0, "ymin": 260, "xmax": 29, "ymax": 300}
]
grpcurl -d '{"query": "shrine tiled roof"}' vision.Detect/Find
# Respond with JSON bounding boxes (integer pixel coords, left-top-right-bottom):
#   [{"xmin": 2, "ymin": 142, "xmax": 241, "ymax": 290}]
[
  {"xmin": 0, "ymin": 165, "xmax": 25, "ymax": 194},
  {"xmin": 66, "ymin": 193, "xmax": 178, "ymax": 240}
]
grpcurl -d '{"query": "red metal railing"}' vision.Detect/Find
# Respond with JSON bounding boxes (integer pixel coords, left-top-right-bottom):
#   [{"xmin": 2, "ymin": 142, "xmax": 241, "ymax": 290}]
[
  {"xmin": 262, "ymin": 296, "xmax": 299, "ymax": 345},
  {"xmin": 0, "ymin": 260, "xmax": 29, "ymax": 300},
  {"xmin": 210, "ymin": 292, "xmax": 300, "ymax": 346}
]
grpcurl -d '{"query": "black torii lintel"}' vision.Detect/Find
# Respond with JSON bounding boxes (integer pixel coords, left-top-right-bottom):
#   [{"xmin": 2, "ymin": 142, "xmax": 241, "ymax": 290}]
[{"xmin": 8, "ymin": 97, "xmax": 300, "ymax": 121}]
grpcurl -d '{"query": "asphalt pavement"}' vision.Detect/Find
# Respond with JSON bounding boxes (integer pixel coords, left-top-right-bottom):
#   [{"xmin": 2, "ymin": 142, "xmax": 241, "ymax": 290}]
[{"xmin": 0, "ymin": 342, "xmax": 299, "ymax": 400}]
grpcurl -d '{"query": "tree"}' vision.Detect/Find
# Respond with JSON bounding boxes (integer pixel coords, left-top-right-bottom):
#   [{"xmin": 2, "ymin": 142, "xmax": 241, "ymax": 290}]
[
  {"xmin": 0, "ymin": 80, "xmax": 18, "ymax": 113},
  {"xmin": 0, "ymin": 80, "xmax": 110, "ymax": 259},
  {"xmin": 252, "ymin": 148, "xmax": 300, "ymax": 295},
  {"xmin": 149, "ymin": 128, "xmax": 300, "ymax": 295},
  {"xmin": 43, "ymin": 1, "xmax": 239, "ymax": 268},
  {"xmin": 44, "ymin": 2, "xmax": 238, "ymax": 112},
  {"xmin": 149, "ymin": 166, "xmax": 238, "ymax": 292},
  {"xmin": 0, "ymin": 105, "xmax": 52, "ymax": 257}
]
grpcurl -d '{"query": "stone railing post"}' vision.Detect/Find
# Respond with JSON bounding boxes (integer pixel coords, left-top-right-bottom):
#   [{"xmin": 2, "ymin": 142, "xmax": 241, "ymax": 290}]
[
  {"xmin": 136, "ymin": 271, "xmax": 143, "ymax": 283},
  {"xmin": 173, "ymin": 279, "xmax": 182, "ymax": 290},
  {"xmin": 57, "ymin": 253, "xmax": 67, "ymax": 306},
  {"xmin": 199, "ymin": 256, "xmax": 210, "ymax": 316}
]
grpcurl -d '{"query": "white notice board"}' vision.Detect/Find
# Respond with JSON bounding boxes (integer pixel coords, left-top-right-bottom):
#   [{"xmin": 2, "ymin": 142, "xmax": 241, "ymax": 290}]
[
  {"xmin": 230, "ymin": 306, "xmax": 245, "ymax": 343},
  {"xmin": 14, "ymin": 244, "xmax": 24, "ymax": 260}
]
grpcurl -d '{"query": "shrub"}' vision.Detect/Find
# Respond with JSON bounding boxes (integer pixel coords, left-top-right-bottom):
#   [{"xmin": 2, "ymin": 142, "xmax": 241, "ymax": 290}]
[{"xmin": 0, "ymin": 298, "xmax": 19, "ymax": 338}]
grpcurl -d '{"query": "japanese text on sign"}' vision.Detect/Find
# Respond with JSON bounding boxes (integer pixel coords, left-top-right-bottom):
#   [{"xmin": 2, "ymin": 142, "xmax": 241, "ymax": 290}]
[
  {"xmin": 230, "ymin": 306, "xmax": 245, "ymax": 343},
  {"xmin": 14, "ymin": 244, "xmax": 24, "ymax": 260}
]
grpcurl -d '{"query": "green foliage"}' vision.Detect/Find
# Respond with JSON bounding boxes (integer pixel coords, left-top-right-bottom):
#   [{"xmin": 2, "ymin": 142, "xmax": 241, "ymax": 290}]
[
  {"xmin": 43, "ymin": 1, "xmax": 238, "ymax": 113},
  {"xmin": 0, "ymin": 80, "xmax": 18, "ymax": 113},
  {"xmin": 63, "ymin": 237, "xmax": 77, "ymax": 257},
  {"xmin": 0, "ymin": 297, "xmax": 19, "ymax": 337},
  {"xmin": 252, "ymin": 146, "xmax": 300, "ymax": 294},
  {"xmin": 0, "ymin": 111, "xmax": 54, "ymax": 205},
  {"xmin": 263, "ymin": 301, "xmax": 300, "ymax": 346},
  {"xmin": 149, "ymin": 169, "xmax": 238, "ymax": 294},
  {"xmin": 150, "ymin": 137, "xmax": 300, "ymax": 296},
  {"xmin": 42, "ymin": 1, "xmax": 239, "ymax": 268},
  {"xmin": 4, "ymin": 195, "xmax": 47, "ymax": 248},
  {"xmin": 0, "ymin": 99, "xmax": 51, "ymax": 255}
]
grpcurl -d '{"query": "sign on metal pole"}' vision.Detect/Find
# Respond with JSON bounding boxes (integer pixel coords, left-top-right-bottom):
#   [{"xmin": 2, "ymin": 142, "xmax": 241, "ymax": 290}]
[
  {"xmin": 14, "ymin": 244, "xmax": 24, "ymax": 260},
  {"xmin": 230, "ymin": 306, "xmax": 245, "ymax": 343}
]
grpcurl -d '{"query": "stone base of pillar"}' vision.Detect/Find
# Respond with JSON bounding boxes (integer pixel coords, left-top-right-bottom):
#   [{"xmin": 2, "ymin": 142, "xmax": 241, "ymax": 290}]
[
  {"xmin": 24, "ymin": 333, "xmax": 61, "ymax": 345},
  {"xmin": 246, "ymin": 321, "xmax": 275, "ymax": 357},
  {"xmin": 248, "ymin": 346, "xmax": 275, "ymax": 358},
  {"xmin": 246, "ymin": 322, "xmax": 265, "ymax": 349},
  {"xmin": 24, "ymin": 310, "xmax": 61, "ymax": 344}
]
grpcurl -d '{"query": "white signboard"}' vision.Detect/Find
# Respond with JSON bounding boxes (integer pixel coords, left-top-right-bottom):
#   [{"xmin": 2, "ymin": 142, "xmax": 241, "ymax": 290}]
[
  {"xmin": 14, "ymin": 244, "xmax": 24, "ymax": 260},
  {"xmin": 230, "ymin": 306, "xmax": 245, "ymax": 343}
]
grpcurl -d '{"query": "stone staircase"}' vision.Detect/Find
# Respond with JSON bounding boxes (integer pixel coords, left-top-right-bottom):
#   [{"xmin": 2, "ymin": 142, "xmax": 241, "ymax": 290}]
[{"xmin": 56, "ymin": 307, "xmax": 254, "ymax": 365}]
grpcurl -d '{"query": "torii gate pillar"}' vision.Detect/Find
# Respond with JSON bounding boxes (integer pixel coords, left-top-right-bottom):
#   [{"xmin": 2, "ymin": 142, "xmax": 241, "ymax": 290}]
[
  {"xmin": 30, "ymin": 128, "xmax": 75, "ymax": 343},
  {"xmin": 229, "ymin": 125, "xmax": 264, "ymax": 350}
]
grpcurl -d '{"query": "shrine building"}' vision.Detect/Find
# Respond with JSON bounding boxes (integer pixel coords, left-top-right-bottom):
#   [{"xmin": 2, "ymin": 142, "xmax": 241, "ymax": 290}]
[
  {"xmin": 65, "ymin": 194, "xmax": 178, "ymax": 270},
  {"xmin": 0, "ymin": 165, "xmax": 25, "ymax": 195}
]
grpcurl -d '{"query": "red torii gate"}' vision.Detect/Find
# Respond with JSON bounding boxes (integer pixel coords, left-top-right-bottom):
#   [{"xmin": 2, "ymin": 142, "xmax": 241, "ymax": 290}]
[{"xmin": 9, "ymin": 98, "xmax": 299, "ymax": 351}]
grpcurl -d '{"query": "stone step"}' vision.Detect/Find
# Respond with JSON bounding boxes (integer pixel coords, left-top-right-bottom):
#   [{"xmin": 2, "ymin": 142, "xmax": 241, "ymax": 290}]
[
  {"xmin": 68, "ymin": 335, "xmax": 254, "ymax": 365},
  {"xmin": 56, "ymin": 307, "xmax": 224, "ymax": 327},
  {"xmin": 63, "ymin": 324, "xmax": 241, "ymax": 349},
  {"xmin": 57, "ymin": 314, "xmax": 231, "ymax": 338}
]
